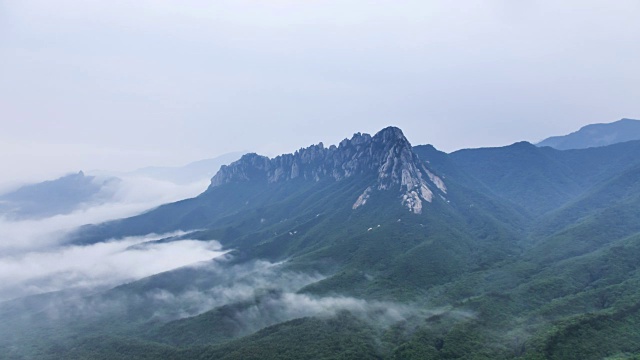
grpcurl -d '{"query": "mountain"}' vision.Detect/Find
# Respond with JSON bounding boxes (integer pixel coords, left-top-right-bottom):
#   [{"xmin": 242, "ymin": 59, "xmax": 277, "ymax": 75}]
[
  {"xmin": 436, "ymin": 139, "xmax": 640, "ymax": 216},
  {"xmin": 0, "ymin": 171, "xmax": 119, "ymax": 220},
  {"xmin": 71, "ymin": 128, "xmax": 521, "ymax": 295},
  {"xmin": 537, "ymin": 118, "xmax": 640, "ymax": 150},
  {"xmin": 4, "ymin": 127, "xmax": 640, "ymax": 360},
  {"xmin": 210, "ymin": 128, "xmax": 447, "ymax": 214},
  {"xmin": 0, "ymin": 153, "xmax": 243, "ymax": 221},
  {"xmin": 71, "ymin": 127, "xmax": 465, "ymax": 245}
]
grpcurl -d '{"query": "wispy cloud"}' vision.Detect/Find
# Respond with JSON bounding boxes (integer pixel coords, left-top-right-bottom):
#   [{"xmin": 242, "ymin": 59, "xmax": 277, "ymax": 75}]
[
  {"xmin": 0, "ymin": 175, "xmax": 207, "ymax": 254},
  {"xmin": 0, "ymin": 174, "xmax": 215, "ymax": 301},
  {"xmin": 0, "ymin": 232, "xmax": 225, "ymax": 301},
  {"xmin": 137, "ymin": 260, "xmax": 463, "ymax": 335}
]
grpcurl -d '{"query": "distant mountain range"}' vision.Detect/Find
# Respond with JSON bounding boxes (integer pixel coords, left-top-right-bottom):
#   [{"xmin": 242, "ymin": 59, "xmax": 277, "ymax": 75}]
[
  {"xmin": 10, "ymin": 117, "xmax": 640, "ymax": 220},
  {"xmin": 127, "ymin": 152, "xmax": 244, "ymax": 185},
  {"xmin": 0, "ymin": 171, "xmax": 118, "ymax": 220},
  {"xmin": 4, "ymin": 123, "xmax": 640, "ymax": 359},
  {"xmin": 537, "ymin": 118, "xmax": 640, "ymax": 150},
  {"xmin": 0, "ymin": 152, "xmax": 243, "ymax": 220}
]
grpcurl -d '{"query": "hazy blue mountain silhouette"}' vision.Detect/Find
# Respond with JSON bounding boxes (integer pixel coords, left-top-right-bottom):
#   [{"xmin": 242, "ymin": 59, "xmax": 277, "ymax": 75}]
[
  {"xmin": 0, "ymin": 172, "xmax": 118, "ymax": 219},
  {"xmin": 537, "ymin": 118, "xmax": 640, "ymax": 150}
]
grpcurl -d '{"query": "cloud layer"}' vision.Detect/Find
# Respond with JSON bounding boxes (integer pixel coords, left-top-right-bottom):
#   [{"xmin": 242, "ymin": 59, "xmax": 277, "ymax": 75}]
[
  {"xmin": 0, "ymin": 175, "xmax": 208, "ymax": 253},
  {"xmin": 0, "ymin": 232, "xmax": 225, "ymax": 301},
  {"xmin": 0, "ymin": 174, "xmax": 216, "ymax": 301}
]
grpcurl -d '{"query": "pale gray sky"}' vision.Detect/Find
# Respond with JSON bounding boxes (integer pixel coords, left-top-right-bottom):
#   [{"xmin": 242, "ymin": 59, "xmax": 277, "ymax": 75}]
[{"xmin": 1, "ymin": 1, "xmax": 639, "ymax": 184}]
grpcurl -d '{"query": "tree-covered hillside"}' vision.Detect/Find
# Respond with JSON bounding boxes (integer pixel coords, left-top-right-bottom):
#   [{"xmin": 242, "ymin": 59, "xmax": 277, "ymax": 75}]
[{"xmin": 4, "ymin": 129, "xmax": 640, "ymax": 359}]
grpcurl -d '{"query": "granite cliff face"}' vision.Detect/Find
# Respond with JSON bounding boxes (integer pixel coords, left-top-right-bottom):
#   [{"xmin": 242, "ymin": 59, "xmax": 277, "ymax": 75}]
[{"xmin": 210, "ymin": 127, "xmax": 446, "ymax": 213}]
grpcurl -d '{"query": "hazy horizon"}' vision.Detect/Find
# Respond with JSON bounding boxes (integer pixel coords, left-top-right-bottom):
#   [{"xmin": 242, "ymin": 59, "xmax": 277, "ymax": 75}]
[
  {"xmin": 2, "ymin": 1, "xmax": 639, "ymax": 184},
  {"xmin": 2, "ymin": 118, "xmax": 638, "ymax": 189}
]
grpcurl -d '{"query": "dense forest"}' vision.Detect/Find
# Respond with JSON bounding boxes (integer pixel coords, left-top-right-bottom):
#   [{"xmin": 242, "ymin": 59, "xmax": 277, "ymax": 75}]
[{"xmin": 3, "ymin": 128, "xmax": 640, "ymax": 359}]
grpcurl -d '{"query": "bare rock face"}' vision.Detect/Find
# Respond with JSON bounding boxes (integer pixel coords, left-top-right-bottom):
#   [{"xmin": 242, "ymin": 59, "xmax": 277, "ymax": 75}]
[{"xmin": 210, "ymin": 127, "xmax": 446, "ymax": 214}]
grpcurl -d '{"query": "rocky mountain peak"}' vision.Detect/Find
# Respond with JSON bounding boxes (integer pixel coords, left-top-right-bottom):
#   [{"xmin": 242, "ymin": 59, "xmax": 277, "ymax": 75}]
[
  {"xmin": 353, "ymin": 126, "xmax": 447, "ymax": 213},
  {"xmin": 374, "ymin": 126, "xmax": 406, "ymax": 143},
  {"xmin": 209, "ymin": 127, "xmax": 446, "ymax": 213}
]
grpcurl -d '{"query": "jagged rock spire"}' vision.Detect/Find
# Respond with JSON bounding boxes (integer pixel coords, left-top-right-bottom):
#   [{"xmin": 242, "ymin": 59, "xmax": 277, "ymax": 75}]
[{"xmin": 209, "ymin": 126, "xmax": 446, "ymax": 213}]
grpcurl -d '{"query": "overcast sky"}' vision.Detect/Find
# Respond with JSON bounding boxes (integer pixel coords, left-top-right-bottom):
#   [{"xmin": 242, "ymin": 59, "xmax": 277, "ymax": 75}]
[{"xmin": 1, "ymin": 1, "xmax": 639, "ymax": 184}]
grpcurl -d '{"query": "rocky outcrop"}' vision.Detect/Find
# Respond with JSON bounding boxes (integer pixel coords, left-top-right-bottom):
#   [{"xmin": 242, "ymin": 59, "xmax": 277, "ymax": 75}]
[{"xmin": 209, "ymin": 127, "xmax": 446, "ymax": 213}]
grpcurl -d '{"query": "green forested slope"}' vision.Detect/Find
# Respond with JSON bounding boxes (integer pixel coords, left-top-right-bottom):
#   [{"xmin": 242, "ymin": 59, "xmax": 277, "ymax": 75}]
[{"xmin": 4, "ymin": 136, "xmax": 640, "ymax": 359}]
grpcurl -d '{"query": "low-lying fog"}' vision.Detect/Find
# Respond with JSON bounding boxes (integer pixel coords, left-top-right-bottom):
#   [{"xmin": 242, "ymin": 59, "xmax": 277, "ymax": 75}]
[{"xmin": 0, "ymin": 175, "xmax": 222, "ymax": 301}]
